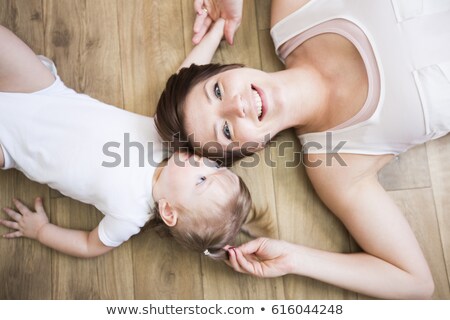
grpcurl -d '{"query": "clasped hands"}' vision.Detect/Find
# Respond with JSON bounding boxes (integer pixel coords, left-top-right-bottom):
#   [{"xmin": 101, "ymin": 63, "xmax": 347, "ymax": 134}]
[{"xmin": 192, "ymin": 0, "xmax": 243, "ymax": 45}]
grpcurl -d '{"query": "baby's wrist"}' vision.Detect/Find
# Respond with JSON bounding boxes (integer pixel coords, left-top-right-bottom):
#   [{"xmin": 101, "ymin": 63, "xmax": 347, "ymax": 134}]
[{"xmin": 36, "ymin": 222, "xmax": 51, "ymax": 242}]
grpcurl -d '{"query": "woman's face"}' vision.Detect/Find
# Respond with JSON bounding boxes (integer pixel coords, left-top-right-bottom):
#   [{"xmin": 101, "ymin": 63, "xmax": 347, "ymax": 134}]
[{"xmin": 183, "ymin": 67, "xmax": 283, "ymax": 153}]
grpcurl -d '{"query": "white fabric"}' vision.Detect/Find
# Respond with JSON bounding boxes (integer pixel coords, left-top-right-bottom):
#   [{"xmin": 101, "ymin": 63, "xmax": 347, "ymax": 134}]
[
  {"xmin": 0, "ymin": 56, "xmax": 165, "ymax": 247},
  {"xmin": 270, "ymin": 0, "xmax": 450, "ymax": 155}
]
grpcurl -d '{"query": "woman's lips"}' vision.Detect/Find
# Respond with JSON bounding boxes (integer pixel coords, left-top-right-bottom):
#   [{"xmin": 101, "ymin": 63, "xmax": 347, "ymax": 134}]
[{"xmin": 251, "ymin": 84, "xmax": 266, "ymax": 121}]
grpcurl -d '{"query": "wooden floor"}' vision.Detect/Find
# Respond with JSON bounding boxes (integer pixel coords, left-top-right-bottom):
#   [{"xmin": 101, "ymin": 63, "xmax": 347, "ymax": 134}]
[{"xmin": 0, "ymin": 0, "xmax": 449, "ymax": 300}]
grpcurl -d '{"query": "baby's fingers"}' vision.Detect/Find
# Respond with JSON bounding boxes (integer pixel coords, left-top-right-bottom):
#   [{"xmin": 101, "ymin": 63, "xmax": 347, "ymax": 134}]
[
  {"xmin": 3, "ymin": 230, "xmax": 23, "ymax": 239},
  {"xmin": 12, "ymin": 198, "xmax": 32, "ymax": 215},
  {"xmin": 0, "ymin": 219, "xmax": 20, "ymax": 230},
  {"xmin": 3, "ymin": 207, "xmax": 22, "ymax": 221},
  {"xmin": 34, "ymin": 197, "xmax": 45, "ymax": 214}
]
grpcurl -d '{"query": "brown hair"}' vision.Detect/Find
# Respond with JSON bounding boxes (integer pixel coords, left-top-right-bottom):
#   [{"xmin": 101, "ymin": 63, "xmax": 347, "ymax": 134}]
[
  {"xmin": 155, "ymin": 63, "xmax": 248, "ymax": 166},
  {"xmin": 148, "ymin": 175, "xmax": 252, "ymax": 260}
]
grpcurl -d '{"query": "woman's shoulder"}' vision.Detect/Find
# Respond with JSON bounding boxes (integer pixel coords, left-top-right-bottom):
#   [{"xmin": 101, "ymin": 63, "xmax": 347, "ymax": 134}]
[{"xmin": 270, "ymin": 0, "xmax": 311, "ymax": 28}]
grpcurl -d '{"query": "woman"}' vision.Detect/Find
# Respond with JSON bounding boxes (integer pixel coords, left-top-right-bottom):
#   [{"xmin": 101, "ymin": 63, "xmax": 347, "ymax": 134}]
[{"xmin": 156, "ymin": 0, "xmax": 450, "ymax": 298}]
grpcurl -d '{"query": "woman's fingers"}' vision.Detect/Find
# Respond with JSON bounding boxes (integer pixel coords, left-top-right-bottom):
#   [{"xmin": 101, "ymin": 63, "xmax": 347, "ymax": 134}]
[
  {"xmin": 193, "ymin": 10, "xmax": 207, "ymax": 33},
  {"xmin": 3, "ymin": 207, "xmax": 22, "ymax": 221},
  {"xmin": 233, "ymin": 248, "xmax": 258, "ymax": 275},
  {"xmin": 193, "ymin": 0, "xmax": 205, "ymax": 13},
  {"xmin": 238, "ymin": 237, "xmax": 267, "ymax": 255},
  {"xmin": 227, "ymin": 247, "xmax": 241, "ymax": 271},
  {"xmin": 192, "ymin": 16, "xmax": 212, "ymax": 44},
  {"xmin": 224, "ymin": 19, "xmax": 239, "ymax": 45}
]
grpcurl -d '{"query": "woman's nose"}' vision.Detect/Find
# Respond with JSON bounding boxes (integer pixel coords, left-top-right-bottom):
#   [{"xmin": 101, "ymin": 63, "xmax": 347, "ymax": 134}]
[{"xmin": 223, "ymin": 95, "xmax": 245, "ymax": 118}]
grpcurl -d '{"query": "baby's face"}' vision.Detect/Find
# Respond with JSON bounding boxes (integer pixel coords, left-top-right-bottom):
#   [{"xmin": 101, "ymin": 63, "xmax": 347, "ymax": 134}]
[{"xmin": 153, "ymin": 152, "xmax": 239, "ymax": 213}]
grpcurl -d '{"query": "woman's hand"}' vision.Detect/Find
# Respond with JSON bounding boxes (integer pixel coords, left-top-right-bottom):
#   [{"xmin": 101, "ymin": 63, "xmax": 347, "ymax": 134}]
[
  {"xmin": 193, "ymin": 0, "xmax": 243, "ymax": 45},
  {"xmin": 0, "ymin": 197, "xmax": 49, "ymax": 240},
  {"xmin": 226, "ymin": 237, "xmax": 298, "ymax": 278}
]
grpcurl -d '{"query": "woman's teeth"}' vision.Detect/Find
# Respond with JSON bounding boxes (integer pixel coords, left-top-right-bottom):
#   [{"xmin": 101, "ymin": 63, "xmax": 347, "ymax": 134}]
[{"xmin": 252, "ymin": 89, "xmax": 263, "ymax": 119}]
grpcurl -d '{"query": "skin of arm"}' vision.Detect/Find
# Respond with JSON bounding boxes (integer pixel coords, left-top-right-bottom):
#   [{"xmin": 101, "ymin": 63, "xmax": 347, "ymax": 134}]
[
  {"xmin": 228, "ymin": 154, "xmax": 434, "ymax": 299},
  {"xmin": 0, "ymin": 198, "xmax": 113, "ymax": 258},
  {"xmin": 178, "ymin": 18, "xmax": 225, "ymax": 71},
  {"xmin": 0, "ymin": 25, "xmax": 55, "ymax": 93}
]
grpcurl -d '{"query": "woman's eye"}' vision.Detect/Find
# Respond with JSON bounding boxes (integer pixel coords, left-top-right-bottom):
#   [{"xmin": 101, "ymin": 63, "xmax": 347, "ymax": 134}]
[
  {"xmin": 214, "ymin": 83, "xmax": 222, "ymax": 100},
  {"xmin": 223, "ymin": 121, "xmax": 232, "ymax": 140},
  {"xmin": 196, "ymin": 176, "xmax": 207, "ymax": 185}
]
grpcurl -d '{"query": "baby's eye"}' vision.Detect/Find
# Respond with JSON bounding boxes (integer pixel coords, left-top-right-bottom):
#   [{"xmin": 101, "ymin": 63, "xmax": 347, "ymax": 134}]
[
  {"xmin": 214, "ymin": 83, "xmax": 222, "ymax": 100},
  {"xmin": 196, "ymin": 176, "xmax": 207, "ymax": 185},
  {"xmin": 223, "ymin": 121, "xmax": 232, "ymax": 140}
]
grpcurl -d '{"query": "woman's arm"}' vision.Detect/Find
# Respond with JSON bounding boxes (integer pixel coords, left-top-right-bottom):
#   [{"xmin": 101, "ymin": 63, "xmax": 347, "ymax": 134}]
[
  {"xmin": 178, "ymin": 18, "xmax": 225, "ymax": 71},
  {"xmin": 0, "ymin": 198, "xmax": 113, "ymax": 258},
  {"xmin": 228, "ymin": 154, "xmax": 434, "ymax": 299}
]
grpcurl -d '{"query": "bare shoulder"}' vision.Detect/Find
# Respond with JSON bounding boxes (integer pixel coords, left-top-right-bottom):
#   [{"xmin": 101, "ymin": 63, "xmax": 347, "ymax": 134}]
[
  {"xmin": 304, "ymin": 153, "xmax": 394, "ymax": 188},
  {"xmin": 271, "ymin": 0, "xmax": 311, "ymax": 28}
]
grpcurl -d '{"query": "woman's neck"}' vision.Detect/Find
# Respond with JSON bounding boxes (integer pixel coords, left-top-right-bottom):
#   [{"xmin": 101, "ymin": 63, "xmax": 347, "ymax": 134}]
[{"xmin": 272, "ymin": 65, "xmax": 332, "ymax": 134}]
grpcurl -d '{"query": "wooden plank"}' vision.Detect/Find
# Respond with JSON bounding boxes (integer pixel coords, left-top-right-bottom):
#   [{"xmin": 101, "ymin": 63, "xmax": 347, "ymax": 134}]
[
  {"xmin": 44, "ymin": 0, "xmax": 134, "ymax": 299},
  {"xmin": 378, "ymin": 144, "xmax": 431, "ymax": 191},
  {"xmin": 202, "ymin": 233, "xmax": 285, "ymax": 299},
  {"xmin": 132, "ymin": 229, "xmax": 204, "ymax": 299},
  {"xmin": 388, "ymin": 187, "xmax": 450, "ymax": 299},
  {"xmin": 271, "ymin": 130, "xmax": 357, "ymax": 299},
  {"xmin": 427, "ymin": 135, "xmax": 450, "ymax": 292},
  {"xmin": 0, "ymin": 0, "xmax": 45, "ymax": 53},
  {"xmin": 0, "ymin": 173, "xmax": 51, "ymax": 299},
  {"xmin": 0, "ymin": 0, "xmax": 53, "ymax": 300},
  {"xmin": 118, "ymin": 0, "xmax": 185, "ymax": 116},
  {"xmin": 255, "ymin": 0, "xmax": 272, "ymax": 30},
  {"xmin": 44, "ymin": 0, "xmax": 123, "ymax": 106},
  {"xmin": 50, "ymin": 198, "xmax": 134, "ymax": 299},
  {"xmin": 258, "ymin": 29, "xmax": 284, "ymax": 72}
]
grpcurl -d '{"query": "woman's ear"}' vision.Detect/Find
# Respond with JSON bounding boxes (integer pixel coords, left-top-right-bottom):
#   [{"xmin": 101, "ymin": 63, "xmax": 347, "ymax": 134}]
[{"xmin": 158, "ymin": 199, "xmax": 179, "ymax": 227}]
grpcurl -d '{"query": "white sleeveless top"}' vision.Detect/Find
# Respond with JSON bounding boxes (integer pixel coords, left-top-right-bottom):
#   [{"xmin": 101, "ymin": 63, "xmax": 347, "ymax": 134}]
[{"xmin": 271, "ymin": 0, "xmax": 450, "ymax": 155}]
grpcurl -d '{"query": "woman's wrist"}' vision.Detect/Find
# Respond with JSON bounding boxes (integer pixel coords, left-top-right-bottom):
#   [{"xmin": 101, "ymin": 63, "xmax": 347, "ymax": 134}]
[{"xmin": 282, "ymin": 241, "xmax": 305, "ymax": 275}]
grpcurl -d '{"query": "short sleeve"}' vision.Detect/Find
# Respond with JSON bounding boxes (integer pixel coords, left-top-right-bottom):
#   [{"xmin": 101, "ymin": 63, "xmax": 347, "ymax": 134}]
[
  {"xmin": 98, "ymin": 215, "xmax": 141, "ymax": 247},
  {"xmin": 0, "ymin": 144, "xmax": 15, "ymax": 170}
]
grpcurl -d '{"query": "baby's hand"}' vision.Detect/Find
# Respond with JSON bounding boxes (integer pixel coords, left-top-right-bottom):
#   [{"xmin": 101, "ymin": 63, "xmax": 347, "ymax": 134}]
[
  {"xmin": 0, "ymin": 197, "xmax": 49, "ymax": 240},
  {"xmin": 208, "ymin": 18, "xmax": 226, "ymax": 40}
]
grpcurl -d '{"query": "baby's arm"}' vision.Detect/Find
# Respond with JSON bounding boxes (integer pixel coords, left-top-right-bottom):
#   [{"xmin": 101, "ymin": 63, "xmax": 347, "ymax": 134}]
[
  {"xmin": 0, "ymin": 198, "xmax": 113, "ymax": 258},
  {"xmin": 178, "ymin": 18, "xmax": 225, "ymax": 71}
]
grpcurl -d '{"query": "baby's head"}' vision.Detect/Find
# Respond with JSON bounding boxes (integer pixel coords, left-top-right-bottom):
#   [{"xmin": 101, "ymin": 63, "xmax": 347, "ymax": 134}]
[{"xmin": 151, "ymin": 152, "xmax": 251, "ymax": 260}]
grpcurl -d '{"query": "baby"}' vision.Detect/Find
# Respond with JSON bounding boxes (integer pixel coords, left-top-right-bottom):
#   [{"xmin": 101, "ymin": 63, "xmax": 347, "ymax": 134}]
[{"xmin": 0, "ymin": 25, "xmax": 251, "ymax": 260}]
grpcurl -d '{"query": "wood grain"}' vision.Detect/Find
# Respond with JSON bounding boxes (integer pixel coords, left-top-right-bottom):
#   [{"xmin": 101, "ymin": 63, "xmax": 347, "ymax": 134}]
[{"xmin": 0, "ymin": 0, "xmax": 448, "ymax": 300}]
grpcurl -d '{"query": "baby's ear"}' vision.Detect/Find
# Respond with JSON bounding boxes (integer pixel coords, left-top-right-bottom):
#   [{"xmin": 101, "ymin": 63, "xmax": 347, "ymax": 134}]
[{"xmin": 158, "ymin": 199, "xmax": 179, "ymax": 227}]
